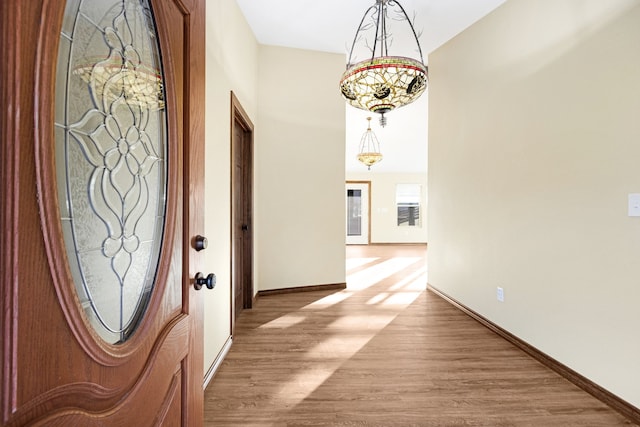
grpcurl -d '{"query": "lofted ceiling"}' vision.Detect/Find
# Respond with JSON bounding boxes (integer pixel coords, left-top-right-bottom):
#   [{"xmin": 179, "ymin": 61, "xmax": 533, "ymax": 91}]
[{"xmin": 235, "ymin": 0, "xmax": 507, "ymax": 173}]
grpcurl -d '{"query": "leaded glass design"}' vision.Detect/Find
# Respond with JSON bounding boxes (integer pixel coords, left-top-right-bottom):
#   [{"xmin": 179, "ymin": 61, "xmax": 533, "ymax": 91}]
[{"xmin": 55, "ymin": 0, "xmax": 167, "ymax": 344}]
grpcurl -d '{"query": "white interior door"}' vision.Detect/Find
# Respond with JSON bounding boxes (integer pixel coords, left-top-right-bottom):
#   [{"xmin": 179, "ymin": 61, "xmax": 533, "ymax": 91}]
[{"xmin": 346, "ymin": 182, "xmax": 370, "ymax": 245}]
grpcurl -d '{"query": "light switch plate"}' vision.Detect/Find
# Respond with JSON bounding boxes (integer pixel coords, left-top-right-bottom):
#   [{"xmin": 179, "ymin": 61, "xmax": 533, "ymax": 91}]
[{"xmin": 629, "ymin": 194, "xmax": 640, "ymax": 217}]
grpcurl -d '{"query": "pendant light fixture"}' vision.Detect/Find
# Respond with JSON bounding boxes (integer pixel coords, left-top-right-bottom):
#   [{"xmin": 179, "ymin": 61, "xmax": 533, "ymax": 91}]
[
  {"xmin": 340, "ymin": 0, "xmax": 427, "ymax": 127},
  {"xmin": 357, "ymin": 117, "xmax": 383, "ymax": 170}
]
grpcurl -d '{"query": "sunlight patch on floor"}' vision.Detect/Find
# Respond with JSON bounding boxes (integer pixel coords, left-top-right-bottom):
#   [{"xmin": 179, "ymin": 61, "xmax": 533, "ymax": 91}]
[
  {"xmin": 366, "ymin": 292, "xmax": 389, "ymax": 305},
  {"xmin": 274, "ymin": 333, "xmax": 376, "ymax": 403},
  {"xmin": 258, "ymin": 314, "xmax": 307, "ymax": 329},
  {"xmin": 367, "ymin": 286, "xmax": 424, "ymax": 307},
  {"xmin": 281, "ymin": 312, "xmax": 405, "ymax": 402},
  {"xmin": 259, "ymin": 251, "xmax": 428, "ymax": 408},
  {"xmin": 386, "ymin": 268, "xmax": 428, "ymax": 294},
  {"xmin": 346, "ymin": 257, "xmax": 379, "ymax": 271},
  {"xmin": 274, "ymin": 364, "xmax": 341, "ymax": 402},
  {"xmin": 307, "ymin": 333, "xmax": 378, "ymax": 358},
  {"xmin": 402, "ymin": 271, "xmax": 429, "ymax": 291},
  {"xmin": 303, "ymin": 291, "xmax": 353, "ymax": 308},
  {"xmin": 327, "ymin": 314, "xmax": 397, "ymax": 330},
  {"xmin": 346, "ymin": 257, "xmax": 422, "ymax": 290},
  {"xmin": 381, "ymin": 291, "xmax": 422, "ymax": 306}
]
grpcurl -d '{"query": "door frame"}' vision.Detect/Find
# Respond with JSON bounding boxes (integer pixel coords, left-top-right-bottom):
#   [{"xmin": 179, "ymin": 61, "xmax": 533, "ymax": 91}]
[
  {"xmin": 230, "ymin": 91, "xmax": 254, "ymax": 331},
  {"xmin": 346, "ymin": 180, "xmax": 372, "ymax": 245}
]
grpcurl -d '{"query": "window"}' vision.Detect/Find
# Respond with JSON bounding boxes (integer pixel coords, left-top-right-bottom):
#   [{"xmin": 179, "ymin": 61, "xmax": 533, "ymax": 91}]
[{"xmin": 396, "ymin": 184, "xmax": 421, "ymax": 227}]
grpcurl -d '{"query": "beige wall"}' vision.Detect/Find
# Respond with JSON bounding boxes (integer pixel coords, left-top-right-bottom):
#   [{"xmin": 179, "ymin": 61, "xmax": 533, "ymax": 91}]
[
  {"xmin": 347, "ymin": 172, "xmax": 428, "ymax": 243},
  {"xmin": 428, "ymin": 0, "xmax": 640, "ymax": 407},
  {"xmin": 204, "ymin": 4, "xmax": 347, "ymax": 374},
  {"xmin": 204, "ymin": 0, "xmax": 258, "ymax": 374},
  {"xmin": 256, "ymin": 45, "xmax": 346, "ymax": 291}
]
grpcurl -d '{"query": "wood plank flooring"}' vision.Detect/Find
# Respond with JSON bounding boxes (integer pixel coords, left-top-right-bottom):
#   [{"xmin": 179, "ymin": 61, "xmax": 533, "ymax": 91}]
[{"xmin": 204, "ymin": 245, "xmax": 637, "ymax": 426}]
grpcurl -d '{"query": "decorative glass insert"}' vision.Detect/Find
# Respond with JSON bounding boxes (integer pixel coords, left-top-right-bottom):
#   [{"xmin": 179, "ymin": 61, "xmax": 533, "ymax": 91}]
[
  {"xmin": 396, "ymin": 184, "xmax": 421, "ymax": 227},
  {"xmin": 55, "ymin": 0, "xmax": 167, "ymax": 344}
]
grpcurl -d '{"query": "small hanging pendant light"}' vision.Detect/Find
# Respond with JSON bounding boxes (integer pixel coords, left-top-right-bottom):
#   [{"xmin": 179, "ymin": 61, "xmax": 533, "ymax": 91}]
[
  {"xmin": 357, "ymin": 117, "xmax": 383, "ymax": 170},
  {"xmin": 340, "ymin": 0, "xmax": 428, "ymax": 127}
]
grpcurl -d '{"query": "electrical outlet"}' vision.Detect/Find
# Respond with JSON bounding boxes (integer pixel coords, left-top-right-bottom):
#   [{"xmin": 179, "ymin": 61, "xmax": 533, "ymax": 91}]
[{"xmin": 496, "ymin": 287, "xmax": 504, "ymax": 302}]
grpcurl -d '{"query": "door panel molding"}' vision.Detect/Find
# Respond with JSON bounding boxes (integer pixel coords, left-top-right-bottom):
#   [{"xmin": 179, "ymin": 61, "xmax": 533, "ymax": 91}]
[{"xmin": 6, "ymin": 315, "xmax": 189, "ymax": 425}]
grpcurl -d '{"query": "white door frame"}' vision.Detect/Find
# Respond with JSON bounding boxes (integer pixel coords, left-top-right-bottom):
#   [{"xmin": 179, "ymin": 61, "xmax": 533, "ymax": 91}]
[{"xmin": 346, "ymin": 181, "xmax": 371, "ymax": 245}]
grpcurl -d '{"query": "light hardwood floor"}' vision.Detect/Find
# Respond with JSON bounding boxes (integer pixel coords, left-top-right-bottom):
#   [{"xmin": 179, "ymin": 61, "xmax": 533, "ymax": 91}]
[{"xmin": 204, "ymin": 245, "xmax": 637, "ymax": 426}]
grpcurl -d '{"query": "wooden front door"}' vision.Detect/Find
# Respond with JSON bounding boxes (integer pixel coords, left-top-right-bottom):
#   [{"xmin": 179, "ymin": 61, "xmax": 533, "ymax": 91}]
[
  {"xmin": 231, "ymin": 92, "xmax": 254, "ymax": 326},
  {"xmin": 0, "ymin": 0, "xmax": 205, "ymax": 425}
]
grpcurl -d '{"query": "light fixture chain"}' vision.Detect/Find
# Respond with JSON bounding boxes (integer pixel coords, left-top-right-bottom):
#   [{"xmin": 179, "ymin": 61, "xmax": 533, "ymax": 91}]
[
  {"xmin": 388, "ymin": 0, "xmax": 424, "ymax": 63},
  {"xmin": 346, "ymin": 4, "xmax": 379, "ymax": 67}
]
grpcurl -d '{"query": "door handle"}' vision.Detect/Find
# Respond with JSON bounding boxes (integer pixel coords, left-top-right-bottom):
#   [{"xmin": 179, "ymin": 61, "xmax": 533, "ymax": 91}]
[
  {"xmin": 241, "ymin": 224, "xmax": 249, "ymax": 231},
  {"xmin": 194, "ymin": 272, "xmax": 216, "ymax": 290},
  {"xmin": 193, "ymin": 235, "xmax": 208, "ymax": 251}
]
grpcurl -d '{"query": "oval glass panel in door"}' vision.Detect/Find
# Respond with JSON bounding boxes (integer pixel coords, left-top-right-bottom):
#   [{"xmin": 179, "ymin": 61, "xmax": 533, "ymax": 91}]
[{"xmin": 55, "ymin": 0, "xmax": 167, "ymax": 344}]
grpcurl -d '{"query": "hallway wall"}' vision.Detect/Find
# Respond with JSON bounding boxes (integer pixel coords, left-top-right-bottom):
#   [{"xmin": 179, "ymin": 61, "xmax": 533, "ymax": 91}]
[
  {"xmin": 256, "ymin": 45, "xmax": 346, "ymax": 291},
  {"xmin": 204, "ymin": 0, "xmax": 259, "ymax": 374},
  {"xmin": 203, "ymin": 1, "xmax": 347, "ymax": 373},
  {"xmin": 428, "ymin": 0, "xmax": 640, "ymax": 407}
]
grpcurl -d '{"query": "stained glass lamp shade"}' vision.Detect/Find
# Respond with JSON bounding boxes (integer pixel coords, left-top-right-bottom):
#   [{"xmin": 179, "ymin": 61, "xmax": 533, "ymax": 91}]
[{"xmin": 340, "ymin": 0, "xmax": 428, "ymax": 127}]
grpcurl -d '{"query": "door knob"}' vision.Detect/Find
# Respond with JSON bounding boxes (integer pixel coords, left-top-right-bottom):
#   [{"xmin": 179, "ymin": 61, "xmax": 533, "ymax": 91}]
[
  {"xmin": 241, "ymin": 224, "xmax": 248, "ymax": 231},
  {"xmin": 193, "ymin": 235, "xmax": 208, "ymax": 251},
  {"xmin": 194, "ymin": 272, "xmax": 216, "ymax": 290}
]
